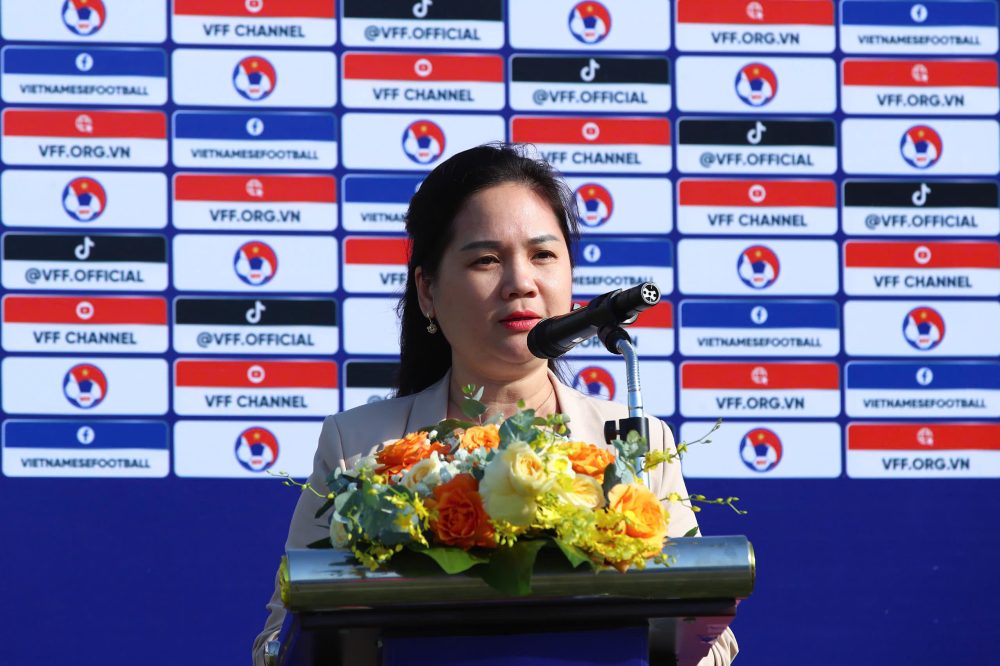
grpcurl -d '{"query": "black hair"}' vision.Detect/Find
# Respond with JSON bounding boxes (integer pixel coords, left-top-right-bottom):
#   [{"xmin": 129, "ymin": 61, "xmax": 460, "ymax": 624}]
[{"xmin": 395, "ymin": 143, "xmax": 580, "ymax": 396}]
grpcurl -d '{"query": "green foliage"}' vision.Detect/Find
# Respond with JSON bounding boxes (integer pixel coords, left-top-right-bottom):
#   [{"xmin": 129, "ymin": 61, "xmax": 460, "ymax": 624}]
[
  {"xmin": 481, "ymin": 540, "xmax": 548, "ymax": 596},
  {"xmin": 339, "ymin": 484, "xmax": 420, "ymax": 547},
  {"xmin": 619, "ymin": 429, "xmax": 647, "ymax": 467},
  {"xmin": 325, "ymin": 469, "xmax": 357, "ymax": 495},
  {"xmin": 601, "ymin": 439, "xmax": 634, "ymax": 496},
  {"xmin": 461, "ymin": 398, "xmax": 488, "ymax": 420},
  {"xmin": 412, "ymin": 546, "xmax": 489, "ymax": 574},
  {"xmin": 545, "ymin": 411, "xmax": 570, "ymax": 435},
  {"xmin": 601, "ymin": 429, "xmax": 650, "ymax": 495},
  {"xmin": 485, "ymin": 412, "xmax": 504, "ymax": 426},
  {"xmin": 498, "ymin": 408, "xmax": 541, "ymax": 449},
  {"xmin": 430, "ymin": 418, "xmax": 475, "ymax": 441},
  {"xmin": 553, "ymin": 539, "xmax": 593, "ymax": 569},
  {"xmin": 456, "ymin": 384, "xmax": 489, "ymax": 420},
  {"xmin": 461, "ymin": 384, "xmax": 485, "ymax": 401}
]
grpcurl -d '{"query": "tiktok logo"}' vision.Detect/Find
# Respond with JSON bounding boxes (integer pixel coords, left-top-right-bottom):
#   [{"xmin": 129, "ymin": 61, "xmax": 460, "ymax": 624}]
[
  {"xmin": 746, "ymin": 121, "xmax": 767, "ymax": 145},
  {"xmin": 412, "ymin": 0, "xmax": 432, "ymax": 18},
  {"xmin": 580, "ymin": 58, "xmax": 600, "ymax": 82}
]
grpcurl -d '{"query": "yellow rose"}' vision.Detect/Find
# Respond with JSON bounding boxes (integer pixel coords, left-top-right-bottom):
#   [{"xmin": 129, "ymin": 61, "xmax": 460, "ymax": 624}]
[
  {"xmin": 606, "ymin": 482, "xmax": 669, "ymax": 553},
  {"xmin": 565, "ymin": 442, "xmax": 615, "ymax": 480},
  {"xmin": 554, "ymin": 473, "xmax": 606, "ymax": 510},
  {"xmin": 506, "ymin": 442, "xmax": 550, "ymax": 496},
  {"xmin": 479, "ymin": 441, "xmax": 550, "ymax": 526},
  {"xmin": 400, "ymin": 452, "xmax": 443, "ymax": 493}
]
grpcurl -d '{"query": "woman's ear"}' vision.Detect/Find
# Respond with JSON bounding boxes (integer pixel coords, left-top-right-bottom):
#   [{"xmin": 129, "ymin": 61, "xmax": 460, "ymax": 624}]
[{"xmin": 414, "ymin": 266, "xmax": 434, "ymax": 318}]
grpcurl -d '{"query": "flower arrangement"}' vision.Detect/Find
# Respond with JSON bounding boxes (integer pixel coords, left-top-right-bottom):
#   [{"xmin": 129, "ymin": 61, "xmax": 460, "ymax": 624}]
[{"xmin": 279, "ymin": 386, "xmax": 742, "ymax": 595}]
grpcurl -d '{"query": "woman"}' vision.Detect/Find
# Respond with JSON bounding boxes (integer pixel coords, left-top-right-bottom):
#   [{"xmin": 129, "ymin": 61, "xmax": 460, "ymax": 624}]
[{"xmin": 253, "ymin": 144, "xmax": 737, "ymax": 665}]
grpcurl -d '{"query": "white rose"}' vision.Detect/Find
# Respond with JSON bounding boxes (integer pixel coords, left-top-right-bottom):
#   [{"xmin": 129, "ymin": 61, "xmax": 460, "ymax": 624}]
[
  {"xmin": 329, "ymin": 517, "xmax": 351, "ymax": 548},
  {"xmin": 400, "ymin": 452, "xmax": 443, "ymax": 493},
  {"xmin": 479, "ymin": 441, "xmax": 551, "ymax": 527},
  {"xmin": 329, "ymin": 488, "xmax": 358, "ymax": 548},
  {"xmin": 352, "ymin": 455, "xmax": 378, "ymax": 475}
]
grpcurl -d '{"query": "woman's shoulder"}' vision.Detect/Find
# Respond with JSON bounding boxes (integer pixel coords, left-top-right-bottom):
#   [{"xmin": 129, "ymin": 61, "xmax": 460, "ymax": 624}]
[
  {"xmin": 576, "ymin": 390, "xmax": 629, "ymax": 420},
  {"xmin": 325, "ymin": 392, "xmax": 419, "ymax": 436}
]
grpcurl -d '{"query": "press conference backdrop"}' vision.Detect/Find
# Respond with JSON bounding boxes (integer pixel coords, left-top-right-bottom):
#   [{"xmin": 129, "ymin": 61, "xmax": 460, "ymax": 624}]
[{"xmin": 0, "ymin": 0, "xmax": 997, "ymax": 663}]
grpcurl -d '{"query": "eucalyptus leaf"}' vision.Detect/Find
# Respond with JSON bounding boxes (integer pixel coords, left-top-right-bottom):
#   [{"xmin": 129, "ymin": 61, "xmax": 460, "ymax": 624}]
[
  {"xmin": 481, "ymin": 540, "xmax": 547, "ymax": 596},
  {"xmin": 617, "ymin": 431, "xmax": 646, "ymax": 464},
  {"xmin": 498, "ymin": 420, "xmax": 518, "ymax": 447},
  {"xmin": 436, "ymin": 418, "xmax": 475, "ymax": 430},
  {"xmin": 413, "ymin": 546, "xmax": 489, "ymax": 574},
  {"xmin": 601, "ymin": 459, "xmax": 622, "ymax": 498},
  {"xmin": 430, "ymin": 418, "xmax": 475, "ymax": 439},
  {"xmin": 498, "ymin": 408, "xmax": 541, "ymax": 448},
  {"xmin": 508, "ymin": 408, "xmax": 537, "ymax": 429},
  {"xmin": 352, "ymin": 485, "xmax": 419, "ymax": 546},
  {"xmin": 326, "ymin": 471, "xmax": 357, "ymax": 494},
  {"xmin": 602, "ymin": 454, "xmax": 634, "ymax": 497},
  {"xmin": 461, "ymin": 399, "xmax": 488, "ymax": 420}
]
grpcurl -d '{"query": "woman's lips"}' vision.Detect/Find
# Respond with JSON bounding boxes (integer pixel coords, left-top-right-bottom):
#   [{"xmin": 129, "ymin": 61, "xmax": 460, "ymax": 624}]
[
  {"xmin": 500, "ymin": 311, "xmax": 541, "ymax": 332},
  {"xmin": 501, "ymin": 318, "xmax": 539, "ymax": 331}
]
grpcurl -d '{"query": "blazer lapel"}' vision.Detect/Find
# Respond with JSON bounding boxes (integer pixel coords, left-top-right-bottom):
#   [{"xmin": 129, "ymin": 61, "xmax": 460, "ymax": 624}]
[
  {"xmin": 404, "ymin": 369, "xmax": 450, "ymax": 434},
  {"xmin": 551, "ymin": 372, "xmax": 611, "ymax": 449}
]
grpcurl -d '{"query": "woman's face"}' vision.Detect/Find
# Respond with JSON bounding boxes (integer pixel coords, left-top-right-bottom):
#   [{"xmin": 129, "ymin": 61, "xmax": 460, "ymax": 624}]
[{"xmin": 417, "ymin": 182, "xmax": 573, "ymax": 380}]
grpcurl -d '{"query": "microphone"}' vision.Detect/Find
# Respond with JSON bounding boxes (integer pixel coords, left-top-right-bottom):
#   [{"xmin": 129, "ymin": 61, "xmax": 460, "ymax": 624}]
[{"xmin": 527, "ymin": 282, "xmax": 661, "ymax": 359}]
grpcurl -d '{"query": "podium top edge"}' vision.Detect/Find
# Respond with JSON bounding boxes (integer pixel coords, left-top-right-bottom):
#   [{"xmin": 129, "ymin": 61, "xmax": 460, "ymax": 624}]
[{"xmin": 282, "ymin": 535, "xmax": 755, "ymax": 612}]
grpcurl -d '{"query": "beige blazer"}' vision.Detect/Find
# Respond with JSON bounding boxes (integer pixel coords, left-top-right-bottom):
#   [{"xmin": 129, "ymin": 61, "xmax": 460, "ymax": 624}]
[{"xmin": 253, "ymin": 371, "xmax": 738, "ymax": 665}]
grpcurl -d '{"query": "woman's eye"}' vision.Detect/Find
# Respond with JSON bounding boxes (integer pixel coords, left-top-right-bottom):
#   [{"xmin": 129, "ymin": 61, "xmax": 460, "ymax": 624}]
[
  {"xmin": 535, "ymin": 250, "xmax": 557, "ymax": 260},
  {"xmin": 474, "ymin": 255, "xmax": 499, "ymax": 265}
]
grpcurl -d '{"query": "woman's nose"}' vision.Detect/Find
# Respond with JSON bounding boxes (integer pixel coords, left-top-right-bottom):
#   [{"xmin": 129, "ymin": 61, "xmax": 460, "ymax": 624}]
[{"xmin": 503, "ymin": 257, "xmax": 538, "ymax": 299}]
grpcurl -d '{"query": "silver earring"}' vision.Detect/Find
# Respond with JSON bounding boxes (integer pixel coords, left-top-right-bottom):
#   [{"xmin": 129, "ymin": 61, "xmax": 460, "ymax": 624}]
[{"xmin": 425, "ymin": 316, "xmax": 438, "ymax": 334}]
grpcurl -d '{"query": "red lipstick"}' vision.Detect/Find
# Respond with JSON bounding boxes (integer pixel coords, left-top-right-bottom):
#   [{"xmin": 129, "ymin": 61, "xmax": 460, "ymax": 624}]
[{"xmin": 499, "ymin": 310, "xmax": 541, "ymax": 332}]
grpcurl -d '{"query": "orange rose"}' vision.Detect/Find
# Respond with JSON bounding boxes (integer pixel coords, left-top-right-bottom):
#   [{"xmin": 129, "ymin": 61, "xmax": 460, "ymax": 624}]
[
  {"xmin": 426, "ymin": 473, "xmax": 496, "ymax": 550},
  {"xmin": 566, "ymin": 442, "xmax": 615, "ymax": 480},
  {"xmin": 607, "ymin": 482, "xmax": 669, "ymax": 548},
  {"xmin": 376, "ymin": 431, "xmax": 449, "ymax": 477},
  {"xmin": 459, "ymin": 424, "xmax": 500, "ymax": 452}
]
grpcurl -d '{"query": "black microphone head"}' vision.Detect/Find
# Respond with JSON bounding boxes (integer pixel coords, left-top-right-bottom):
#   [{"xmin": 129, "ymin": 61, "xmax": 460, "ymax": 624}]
[
  {"xmin": 638, "ymin": 282, "xmax": 660, "ymax": 306},
  {"xmin": 526, "ymin": 323, "xmax": 557, "ymax": 359}
]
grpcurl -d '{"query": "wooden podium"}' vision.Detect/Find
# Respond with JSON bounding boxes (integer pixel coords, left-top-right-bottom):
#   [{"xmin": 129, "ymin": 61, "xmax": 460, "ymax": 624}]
[{"xmin": 265, "ymin": 535, "xmax": 754, "ymax": 666}]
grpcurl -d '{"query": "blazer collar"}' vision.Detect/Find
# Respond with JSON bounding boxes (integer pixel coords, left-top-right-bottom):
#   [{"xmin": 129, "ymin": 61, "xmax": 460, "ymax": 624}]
[
  {"xmin": 404, "ymin": 370, "xmax": 451, "ymax": 434},
  {"xmin": 551, "ymin": 372, "xmax": 610, "ymax": 447},
  {"xmin": 404, "ymin": 368, "xmax": 608, "ymax": 446}
]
